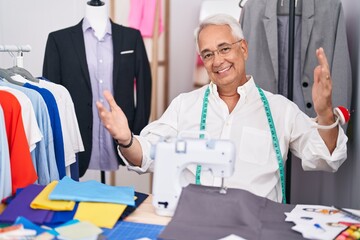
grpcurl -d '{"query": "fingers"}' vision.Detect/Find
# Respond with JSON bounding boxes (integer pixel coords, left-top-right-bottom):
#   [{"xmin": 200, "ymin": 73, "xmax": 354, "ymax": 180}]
[
  {"xmin": 316, "ymin": 47, "xmax": 329, "ymax": 68},
  {"xmin": 103, "ymin": 90, "xmax": 119, "ymax": 111},
  {"xmin": 96, "ymin": 100, "xmax": 107, "ymax": 116},
  {"xmin": 316, "ymin": 47, "xmax": 331, "ymax": 81}
]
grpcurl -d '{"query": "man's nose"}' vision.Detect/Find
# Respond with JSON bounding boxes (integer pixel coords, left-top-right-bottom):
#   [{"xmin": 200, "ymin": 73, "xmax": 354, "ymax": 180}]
[{"xmin": 212, "ymin": 51, "xmax": 225, "ymax": 65}]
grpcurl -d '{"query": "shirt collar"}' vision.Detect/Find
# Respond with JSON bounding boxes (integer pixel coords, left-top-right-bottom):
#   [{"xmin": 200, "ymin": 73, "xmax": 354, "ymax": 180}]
[
  {"xmin": 209, "ymin": 75, "xmax": 255, "ymax": 100},
  {"xmin": 82, "ymin": 17, "xmax": 112, "ymax": 36}
]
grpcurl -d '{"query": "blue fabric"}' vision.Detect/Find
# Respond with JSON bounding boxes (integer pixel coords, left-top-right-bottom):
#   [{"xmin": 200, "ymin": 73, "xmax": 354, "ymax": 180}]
[
  {"xmin": 14, "ymin": 216, "xmax": 59, "ymax": 236},
  {"xmin": 49, "ymin": 176, "xmax": 135, "ymax": 206},
  {"xmin": 24, "ymin": 83, "xmax": 65, "ymax": 179},
  {"xmin": 46, "ymin": 202, "xmax": 79, "ymax": 226},
  {"xmin": 70, "ymin": 154, "xmax": 79, "ymax": 181}
]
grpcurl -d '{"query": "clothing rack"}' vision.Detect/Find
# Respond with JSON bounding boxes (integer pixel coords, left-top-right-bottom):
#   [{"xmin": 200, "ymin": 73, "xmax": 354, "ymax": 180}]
[{"xmin": 0, "ymin": 45, "xmax": 31, "ymax": 67}]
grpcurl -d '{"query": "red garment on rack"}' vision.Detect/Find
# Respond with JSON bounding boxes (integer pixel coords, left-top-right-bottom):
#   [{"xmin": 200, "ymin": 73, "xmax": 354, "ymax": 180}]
[{"xmin": 0, "ymin": 90, "xmax": 37, "ymax": 195}]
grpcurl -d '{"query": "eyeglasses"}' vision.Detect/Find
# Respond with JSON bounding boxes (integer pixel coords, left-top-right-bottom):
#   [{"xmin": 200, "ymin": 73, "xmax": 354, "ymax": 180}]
[{"xmin": 200, "ymin": 39, "xmax": 243, "ymax": 63}]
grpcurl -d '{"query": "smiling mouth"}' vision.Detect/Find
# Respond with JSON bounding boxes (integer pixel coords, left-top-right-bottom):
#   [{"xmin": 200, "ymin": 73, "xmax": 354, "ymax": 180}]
[{"xmin": 216, "ymin": 66, "xmax": 231, "ymax": 74}]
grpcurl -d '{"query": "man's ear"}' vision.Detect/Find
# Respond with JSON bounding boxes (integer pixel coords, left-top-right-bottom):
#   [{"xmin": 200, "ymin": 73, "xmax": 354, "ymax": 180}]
[{"xmin": 240, "ymin": 39, "xmax": 248, "ymax": 60}]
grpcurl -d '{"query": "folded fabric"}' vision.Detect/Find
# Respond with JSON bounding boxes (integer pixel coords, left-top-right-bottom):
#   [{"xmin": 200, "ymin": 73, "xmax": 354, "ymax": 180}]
[
  {"xmin": 55, "ymin": 220, "xmax": 103, "ymax": 240},
  {"xmin": 74, "ymin": 202, "xmax": 127, "ymax": 229},
  {"xmin": 31, "ymin": 181, "xmax": 75, "ymax": 211},
  {"xmin": 13, "ymin": 216, "xmax": 58, "ymax": 236},
  {"xmin": 49, "ymin": 176, "xmax": 135, "ymax": 206},
  {"xmin": 46, "ymin": 203, "xmax": 78, "ymax": 226},
  {"xmin": 0, "ymin": 184, "xmax": 53, "ymax": 224},
  {"xmin": 0, "ymin": 225, "xmax": 36, "ymax": 239}
]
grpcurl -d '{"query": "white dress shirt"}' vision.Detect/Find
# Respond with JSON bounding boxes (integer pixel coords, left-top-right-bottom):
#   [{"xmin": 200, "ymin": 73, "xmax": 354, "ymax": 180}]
[{"xmin": 120, "ymin": 76, "xmax": 348, "ymax": 202}]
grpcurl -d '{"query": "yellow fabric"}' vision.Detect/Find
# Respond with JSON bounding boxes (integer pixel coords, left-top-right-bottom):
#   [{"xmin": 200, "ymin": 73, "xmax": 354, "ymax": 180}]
[
  {"xmin": 30, "ymin": 181, "xmax": 75, "ymax": 211},
  {"xmin": 74, "ymin": 202, "xmax": 127, "ymax": 229}
]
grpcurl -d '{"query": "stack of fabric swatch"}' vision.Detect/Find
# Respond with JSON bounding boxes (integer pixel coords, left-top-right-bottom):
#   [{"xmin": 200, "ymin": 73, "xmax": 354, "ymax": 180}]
[{"xmin": 0, "ymin": 176, "xmax": 138, "ymax": 239}]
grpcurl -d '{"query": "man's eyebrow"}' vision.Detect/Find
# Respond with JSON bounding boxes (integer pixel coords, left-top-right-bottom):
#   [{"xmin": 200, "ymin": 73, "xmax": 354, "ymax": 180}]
[{"xmin": 200, "ymin": 42, "xmax": 230, "ymax": 53}]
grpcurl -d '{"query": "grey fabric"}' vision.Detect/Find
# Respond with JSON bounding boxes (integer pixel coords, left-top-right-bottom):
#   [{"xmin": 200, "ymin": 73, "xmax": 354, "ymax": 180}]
[
  {"xmin": 159, "ymin": 184, "xmax": 304, "ymax": 240},
  {"xmin": 277, "ymin": 15, "xmax": 305, "ymax": 112},
  {"xmin": 240, "ymin": 0, "xmax": 352, "ymax": 119}
]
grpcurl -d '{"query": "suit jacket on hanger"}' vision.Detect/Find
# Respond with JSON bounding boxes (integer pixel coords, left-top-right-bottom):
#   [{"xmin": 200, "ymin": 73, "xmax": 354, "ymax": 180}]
[
  {"xmin": 43, "ymin": 19, "xmax": 152, "ymax": 177},
  {"xmin": 240, "ymin": 0, "xmax": 352, "ymax": 118}
]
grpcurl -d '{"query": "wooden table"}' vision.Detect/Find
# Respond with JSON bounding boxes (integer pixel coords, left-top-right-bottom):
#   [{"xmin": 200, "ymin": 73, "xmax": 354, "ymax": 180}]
[{"xmin": 124, "ymin": 195, "xmax": 171, "ymax": 226}]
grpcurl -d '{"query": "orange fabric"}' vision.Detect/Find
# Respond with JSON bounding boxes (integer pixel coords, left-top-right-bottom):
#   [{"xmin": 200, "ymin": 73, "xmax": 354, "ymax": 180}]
[{"xmin": 0, "ymin": 91, "xmax": 37, "ymax": 194}]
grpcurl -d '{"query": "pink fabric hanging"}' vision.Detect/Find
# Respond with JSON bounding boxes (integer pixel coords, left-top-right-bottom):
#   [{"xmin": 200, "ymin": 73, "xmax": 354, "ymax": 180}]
[{"xmin": 128, "ymin": 0, "xmax": 164, "ymax": 38}]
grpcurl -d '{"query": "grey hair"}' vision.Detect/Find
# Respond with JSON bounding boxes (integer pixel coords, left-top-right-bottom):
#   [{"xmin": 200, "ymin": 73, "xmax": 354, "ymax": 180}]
[{"xmin": 194, "ymin": 13, "xmax": 244, "ymax": 53}]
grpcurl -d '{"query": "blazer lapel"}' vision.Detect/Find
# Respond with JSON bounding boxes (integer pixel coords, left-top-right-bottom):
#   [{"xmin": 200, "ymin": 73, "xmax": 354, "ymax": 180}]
[
  {"xmin": 111, "ymin": 20, "xmax": 124, "ymax": 91},
  {"xmin": 71, "ymin": 20, "xmax": 91, "ymax": 90},
  {"xmin": 262, "ymin": 0, "xmax": 279, "ymax": 82},
  {"xmin": 301, "ymin": 0, "xmax": 315, "ymax": 74}
]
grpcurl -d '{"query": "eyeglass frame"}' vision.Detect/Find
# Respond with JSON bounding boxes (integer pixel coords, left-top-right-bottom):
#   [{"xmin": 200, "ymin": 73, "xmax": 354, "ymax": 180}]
[{"xmin": 199, "ymin": 39, "xmax": 243, "ymax": 63}]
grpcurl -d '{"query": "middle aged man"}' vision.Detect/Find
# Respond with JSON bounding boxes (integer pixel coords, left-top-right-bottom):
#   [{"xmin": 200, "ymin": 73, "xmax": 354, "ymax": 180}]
[{"xmin": 96, "ymin": 14, "xmax": 347, "ymax": 203}]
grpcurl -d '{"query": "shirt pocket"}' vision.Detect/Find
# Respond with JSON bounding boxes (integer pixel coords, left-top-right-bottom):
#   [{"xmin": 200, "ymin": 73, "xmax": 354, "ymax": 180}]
[{"xmin": 239, "ymin": 127, "xmax": 272, "ymax": 165}]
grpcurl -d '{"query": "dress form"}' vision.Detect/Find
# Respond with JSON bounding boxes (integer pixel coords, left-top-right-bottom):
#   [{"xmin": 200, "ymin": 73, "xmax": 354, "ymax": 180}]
[{"xmin": 85, "ymin": 2, "xmax": 108, "ymax": 40}]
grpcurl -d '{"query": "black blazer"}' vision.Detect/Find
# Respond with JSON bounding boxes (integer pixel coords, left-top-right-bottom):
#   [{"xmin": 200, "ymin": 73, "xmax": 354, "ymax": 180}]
[{"xmin": 43, "ymin": 19, "xmax": 152, "ymax": 177}]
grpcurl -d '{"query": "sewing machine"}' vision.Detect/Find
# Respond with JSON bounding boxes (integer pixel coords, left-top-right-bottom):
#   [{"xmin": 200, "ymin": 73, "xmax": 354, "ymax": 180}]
[{"xmin": 151, "ymin": 136, "xmax": 236, "ymax": 217}]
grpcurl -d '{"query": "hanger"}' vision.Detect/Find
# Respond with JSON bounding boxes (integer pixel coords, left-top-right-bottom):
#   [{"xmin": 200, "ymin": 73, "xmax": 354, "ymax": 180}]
[
  {"xmin": 0, "ymin": 68, "xmax": 24, "ymax": 86},
  {"xmin": 239, "ymin": 0, "xmax": 247, "ymax": 8},
  {"xmin": 7, "ymin": 66, "xmax": 39, "ymax": 83},
  {"xmin": 277, "ymin": 0, "xmax": 302, "ymax": 16},
  {"xmin": 87, "ymin": 0, "xmax": 104, "ymax": 6}
]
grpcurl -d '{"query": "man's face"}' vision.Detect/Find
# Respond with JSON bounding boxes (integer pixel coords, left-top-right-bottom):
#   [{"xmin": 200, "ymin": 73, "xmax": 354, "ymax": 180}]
[{"xmin": 198, "ymin": 25, "xmax": 248, "ymax": 88}]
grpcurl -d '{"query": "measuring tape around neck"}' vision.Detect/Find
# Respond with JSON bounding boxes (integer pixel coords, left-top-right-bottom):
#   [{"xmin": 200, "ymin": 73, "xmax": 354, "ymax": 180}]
[
  {"xmin": 196, "ymin": 85, "xmax": 286, "ymax": 204},
  {"xmin": 195, "ymin": 87, "xmax": 210, "ymax": 185},
  {"xmin": 257, "ymin": 87, "xmax": 286, "ymax": 204}
]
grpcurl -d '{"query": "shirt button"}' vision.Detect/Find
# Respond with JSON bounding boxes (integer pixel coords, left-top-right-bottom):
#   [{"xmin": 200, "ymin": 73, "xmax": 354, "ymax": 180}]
[
  {"xmin": 99, "ymin": 79, "xmax": 103, "ymax": 83},
  {"xmin": 99, "ymin": 59, "xmax": 103, "ymax": 63}
]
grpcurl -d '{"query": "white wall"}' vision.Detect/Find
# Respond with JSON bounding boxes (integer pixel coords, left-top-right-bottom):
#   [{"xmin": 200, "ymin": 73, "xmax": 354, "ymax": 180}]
[
  {"xmin": 168, "ymin": 0, "xmax": 203, "ymax": 101},
  {"xmin": 0, "ymin": 0, "xmax": 85, "ymax": 75}
]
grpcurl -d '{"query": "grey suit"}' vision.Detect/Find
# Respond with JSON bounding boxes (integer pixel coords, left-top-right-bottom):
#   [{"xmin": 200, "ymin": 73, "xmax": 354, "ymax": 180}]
[{"xmin": 240, "ymin": 0, "xmax": 352, "ymax": 118}]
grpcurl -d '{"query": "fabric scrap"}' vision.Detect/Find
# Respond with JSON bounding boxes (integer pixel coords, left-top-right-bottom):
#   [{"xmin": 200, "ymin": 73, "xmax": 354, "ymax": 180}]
[
  {"xmin": 49, "ymin": 176, "xmax": 134, "ymax": 206},
  {"xmin": 0, "ymin": 184, "xmax": 53, "ymax": 224},
  {"xmin": 74, "ymin": 202, "xmax": 127, "ymax": 229},
  {"xmin": 31, "ymin": 181, "xmax": 75, "ymax": 211}
]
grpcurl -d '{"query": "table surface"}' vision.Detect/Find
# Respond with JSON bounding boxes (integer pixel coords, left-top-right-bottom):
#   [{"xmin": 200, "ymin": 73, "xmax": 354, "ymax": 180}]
[{"xmin": 124, "ymin": 195, "xmax": 171, "ymax": 226}]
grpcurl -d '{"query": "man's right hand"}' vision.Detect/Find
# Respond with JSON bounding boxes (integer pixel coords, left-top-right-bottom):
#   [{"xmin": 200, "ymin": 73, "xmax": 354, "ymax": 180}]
[{"xmin": 96, "ymin": 90, "xmax": 132, "ymax": 146}]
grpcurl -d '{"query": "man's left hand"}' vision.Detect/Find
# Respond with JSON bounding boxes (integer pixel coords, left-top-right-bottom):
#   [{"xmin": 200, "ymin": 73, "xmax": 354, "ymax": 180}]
[{"xmin": 312, "ymin": 47, "xmax": 334, "ymax": 119}]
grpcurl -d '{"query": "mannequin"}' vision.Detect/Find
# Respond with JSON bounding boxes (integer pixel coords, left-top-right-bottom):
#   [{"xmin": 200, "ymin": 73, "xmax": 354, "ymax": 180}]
[
  {"xmin": 43, "ymin": 0, "xmax": 152, "ymax": 179},
  {"xmin": 85, "ymin": 0, "xmax": 108, "ymax": 40}
]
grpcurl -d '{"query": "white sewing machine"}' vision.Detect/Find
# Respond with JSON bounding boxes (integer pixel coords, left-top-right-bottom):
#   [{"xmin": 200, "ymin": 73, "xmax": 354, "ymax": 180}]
[{"xmin": 151, "ymin": 136, "xmax": 236, "ymax": 217}]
